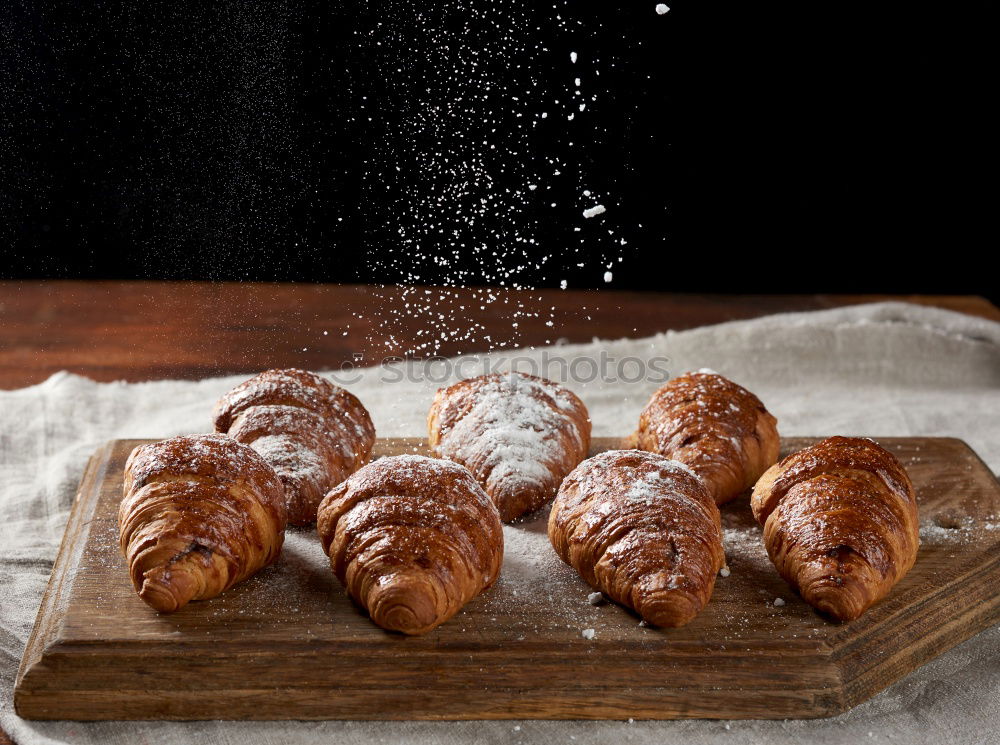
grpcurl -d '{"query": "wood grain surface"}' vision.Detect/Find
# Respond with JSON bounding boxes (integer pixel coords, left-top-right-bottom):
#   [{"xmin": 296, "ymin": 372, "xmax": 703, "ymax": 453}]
[
  {"xmin": 1, "ymin": 281, "xmax": 997, "ymax": 389},
  {"xmin": 14, "ymin": 436, "xmax": 1000, "ymax": 721}
]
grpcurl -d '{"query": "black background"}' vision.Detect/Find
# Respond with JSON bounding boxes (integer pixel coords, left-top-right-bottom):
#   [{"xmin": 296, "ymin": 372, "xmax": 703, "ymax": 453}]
[{"xmin": 1, "ymin": 1, "xmax": 996, "ymax": 299}]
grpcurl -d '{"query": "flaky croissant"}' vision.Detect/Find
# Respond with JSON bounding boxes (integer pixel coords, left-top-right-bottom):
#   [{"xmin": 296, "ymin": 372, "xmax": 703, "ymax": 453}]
[
  {"xmin": 213, "ymin": 368, "xmax": 375, "ymax": 525},
  {"xmin": 548, "ymin": 449, "xmax": 724, "ymax": 627},
  {"xmin": 427, "ymin": 372, "xmax": 591, "ymax": 521},
  {"xmin": 751, "ymin": 436, "xmax": 919, "ymax": 622},
  {"xmin": 630, "ymin": 370, "xmax": 779, "ymax": 505},
  {"xmin": 317, "ymin": 455, "xmax": 503, "ymax": 635},
  {"xmin": 119, "ymin": 434, "xmax": 286, "ymax": 613}
]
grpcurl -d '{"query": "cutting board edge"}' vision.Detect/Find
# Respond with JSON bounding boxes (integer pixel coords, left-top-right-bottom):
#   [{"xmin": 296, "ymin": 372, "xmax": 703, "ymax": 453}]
[
  {"xmin": 13, "ymin": 681, "xmax": 850, "ymax": 721},
  {"xmin": 832, "ymin": 549, "xmax": 1000, "ymax": 712},
  {"xmin": 14, "ymin": 440, "xmax": 116, "ymax": 708}
]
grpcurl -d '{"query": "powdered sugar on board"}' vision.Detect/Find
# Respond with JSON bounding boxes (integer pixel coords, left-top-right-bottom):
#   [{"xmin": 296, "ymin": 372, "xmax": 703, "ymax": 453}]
[{"xmin": 919, "ymin": 514, "xmax": 1000, "ymax": 544}]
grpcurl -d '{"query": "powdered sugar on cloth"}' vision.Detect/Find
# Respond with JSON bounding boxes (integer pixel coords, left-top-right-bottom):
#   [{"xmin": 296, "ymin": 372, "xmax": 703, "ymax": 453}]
[{"xmin": 1, "ymin": 301, "xmax": 998, "ymax": 745}]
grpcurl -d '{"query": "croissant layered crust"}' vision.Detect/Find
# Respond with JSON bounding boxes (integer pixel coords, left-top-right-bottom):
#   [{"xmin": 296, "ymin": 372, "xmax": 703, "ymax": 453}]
[
  {"xmin": 631, "ymin": 371, "xmax": 779, "ymax": 505},
  {"xmin": 427, "ymin": 372, "xmax": 591, "ymax": 522},
  {"xmin": 548, "ymin": 449, "xmax": 724, "ymax": 627},
  {"xmin": 119, "ymin": 433, "xmax": 286, "ymax": 613},
  {"xmin": 317, "ymin": 455, "xmax": 503, "ymax": 635},
  {"xmin": 214, "ymin": 368, "xmax": 376, "ymax": 525},
  {"xmin": 751, "ymin": 436, "xmax": 919, "ymax": 622}
]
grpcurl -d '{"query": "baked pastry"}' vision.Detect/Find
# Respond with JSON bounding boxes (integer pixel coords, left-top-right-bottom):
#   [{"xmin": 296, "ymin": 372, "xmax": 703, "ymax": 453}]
[
  {"xmin": 629, "ymin": 370, "xmax": 779, "ymax": 505},
  {"xmin": 751, "ymin": 436, "xmax": 919, "ymax": 622},
  {"xmin": 317, "ymin": 455, "xmax": 503, "ymax": 635},
  {"xmin": 213, "ymin": 368, "xmax": 375, "ymax": 525},
  {"xmin": 548, "ymin": 449, "xmax": 724, "ymax": 627},
  {"xmin": 119, "ymin": 433, "xmax": 286, "ymax": 613},
  {"xmin": 427, "ymin": 372, "xmax": 591, "ymax": 521}
]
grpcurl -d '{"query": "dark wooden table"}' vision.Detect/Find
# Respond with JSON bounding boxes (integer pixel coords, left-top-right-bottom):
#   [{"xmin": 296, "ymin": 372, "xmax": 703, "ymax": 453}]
[
  {"xmin": 1, "ymin": 281, "xmax": 997, "ymax": 390},
  {"xmin": 1, "ymin": 283, "xmax": 997, "ymax": 744}
]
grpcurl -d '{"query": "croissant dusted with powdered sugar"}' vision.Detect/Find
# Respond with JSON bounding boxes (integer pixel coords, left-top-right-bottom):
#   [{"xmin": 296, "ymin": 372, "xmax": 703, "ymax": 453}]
[
  {"xmin": 427, "ymin": 371, "xmax": 591, "ymax": 522},
  {"xmin": 214, "ymin": 368, "xmax": 375, "ymax": 525},
  {"xmin": 317, "ymin": 455, "xmax": 503, "ymax": 635},
  {"xmin": 119, "ymin": 434, "xmax": 286, "ymax": 613},
  {"xmin": 630, "ymin": 370, "xmax": 779, "ymax": 505},
  {"xmin": 549, "ymin": 449, "xmax": 724, "ymax": 627},
  {"xmin": 751, "ymin": 436, "xmax": 919, "ymax": 622}
]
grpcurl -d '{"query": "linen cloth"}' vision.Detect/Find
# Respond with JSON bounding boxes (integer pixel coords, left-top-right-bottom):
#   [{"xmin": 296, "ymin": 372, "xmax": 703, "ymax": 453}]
[{"xmin": 1, "ymin": 301, "xmax": 998, "ymax": 745}]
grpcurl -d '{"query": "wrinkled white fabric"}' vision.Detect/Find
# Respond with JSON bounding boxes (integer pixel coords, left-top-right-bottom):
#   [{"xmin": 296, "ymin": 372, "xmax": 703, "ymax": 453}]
[{"xmin": 1, "ymin": 301, "xmax": 998, "ymax": 745}]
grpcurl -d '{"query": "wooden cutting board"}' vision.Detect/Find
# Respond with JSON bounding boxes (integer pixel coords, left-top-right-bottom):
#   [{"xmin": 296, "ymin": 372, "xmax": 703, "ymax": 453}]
[{"xmin": 14, "ymin": 437, "xmax": 1000, "ymax": 721}]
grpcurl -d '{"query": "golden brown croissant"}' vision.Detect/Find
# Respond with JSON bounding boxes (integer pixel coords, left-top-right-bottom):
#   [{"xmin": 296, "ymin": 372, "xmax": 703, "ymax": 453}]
[
  {"xmin": 427, "ymin": 372, "xmax": 591, "ymax": 521},
  {"xmin": 317, "ymin": 455, "xmax": 503, "ymax": 635},
  {"xmin": 751, "ymin": 436, "xmax": 919, "ymax": 622},
  {"xmin": 119, "ymin": 433, "xmax": 286, "ymax": 613},
  {"xmin": 548, "ymin": 449, "xmax": 724, "ymax": 627},
  {"xmin": 630, "ymin": 370, "xmax": 779, "ymax": 505},
  {"xmin": 213, "ymin": 368, "xmax": 375, "ymax": 526}
]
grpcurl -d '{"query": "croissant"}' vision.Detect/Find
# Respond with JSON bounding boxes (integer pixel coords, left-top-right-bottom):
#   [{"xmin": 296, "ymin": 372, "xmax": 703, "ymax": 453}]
[
  {"xmin": 317, "ymin": 455, "xmax": 503, "ymax": 635},
  {"xmin": 751, "ymin": 436, "xmax": 919, "ymax": 622},
  {"xmin": 630, "ymin": 370, "xmax": 779, "ymax": 505},
  {"xmin": 427, "ymin": 372, "xmax": 591, "ymax": 521},
  {"xmin": 548, "ymin": 449, "xmax": 724, "ymax": 627},
  {"xmin": 119, "ymin": 433, "xmax": 286, "ymax": 613},
  {"xmin": 213, "ymin": 368, "xmax": 375, "ymax": 525}
]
